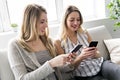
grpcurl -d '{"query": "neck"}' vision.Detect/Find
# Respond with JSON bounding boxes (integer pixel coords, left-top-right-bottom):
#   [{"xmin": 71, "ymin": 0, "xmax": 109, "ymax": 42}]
[
  {"xmin": 67, "ymin": 30, "xmax": 77, "ymax": 38},
  {"xmin": 31, "ymin": 39, "xmax": 42, "ymax": 45},
  {"xmin": 67, "ymin": 30, "xmax": 78, "ymax": 44}
]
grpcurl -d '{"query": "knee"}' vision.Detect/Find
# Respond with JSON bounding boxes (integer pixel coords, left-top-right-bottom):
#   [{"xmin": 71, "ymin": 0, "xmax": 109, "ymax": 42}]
[{"xmin": 101, "ymin": 60, "xmax": 120, "ymax": 80}]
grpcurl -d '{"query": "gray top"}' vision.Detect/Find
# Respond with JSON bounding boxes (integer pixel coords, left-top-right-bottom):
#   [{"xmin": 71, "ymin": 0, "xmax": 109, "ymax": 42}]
[
  {"xmin": 35, "ymin": 50, "xmax": 57, "ymax": 80},
  {"xmin": 8, "ymin": 38, "xmax": 75, "ymax": 80}
]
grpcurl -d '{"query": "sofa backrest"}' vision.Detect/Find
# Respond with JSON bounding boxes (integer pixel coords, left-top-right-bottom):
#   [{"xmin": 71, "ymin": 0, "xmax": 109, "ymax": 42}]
[
  {"xmin": 0, "ymin": 49, "xmax": 15, "ymax": 80},
  {"xmin": 0, "ymin": 25, "xmax": 112, "ymax": 80},
  {"xmin": 87, "ymin": 25, "xmax": 112, "ymax": 60}
]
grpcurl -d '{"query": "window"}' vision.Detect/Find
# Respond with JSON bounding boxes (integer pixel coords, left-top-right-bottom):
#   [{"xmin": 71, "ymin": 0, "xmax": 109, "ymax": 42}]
[
  {"xmin": 63, "ymin": 0, "xmax": 106, "ymax": 21},
  {"xmin": 0, "ymin": 0, "xmax": 106, "ymax": 32},
  {"xmin": 0, "ymin": 0, "xmax": 11, "ymax": 32},
  {"xmin": 7, "ymin": 0, "xmax": 57, "ymax": 27}
]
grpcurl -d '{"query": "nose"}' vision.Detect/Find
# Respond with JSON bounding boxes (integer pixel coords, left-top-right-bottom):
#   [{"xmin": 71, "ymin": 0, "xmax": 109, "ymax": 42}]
[
  {"xmin": 74, "ymin": 20, "xmax": 78, "ymax": 25},
  {"xmin": 44, "ymin": 22, "xmax": 48, "ymax": 28}
]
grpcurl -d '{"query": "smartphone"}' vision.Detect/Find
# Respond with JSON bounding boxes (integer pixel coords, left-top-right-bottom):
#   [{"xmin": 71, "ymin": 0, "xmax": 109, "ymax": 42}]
[
  {"xmin": 70, "ymin": 44, "xmax": 82, "ymax": 53},
  {"xmin": 89, "ymin": 41, "xmax": 98, "ymax": 47}
]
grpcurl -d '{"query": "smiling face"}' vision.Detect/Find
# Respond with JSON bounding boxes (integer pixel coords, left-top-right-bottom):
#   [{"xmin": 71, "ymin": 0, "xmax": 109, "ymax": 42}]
[
  {"xmin": 37, "ymin": 12, "xmax": 48, "ymax": 36},
  {"xmin": 66, "ymin": 11, "xmax": 81, "ymax": 32}
]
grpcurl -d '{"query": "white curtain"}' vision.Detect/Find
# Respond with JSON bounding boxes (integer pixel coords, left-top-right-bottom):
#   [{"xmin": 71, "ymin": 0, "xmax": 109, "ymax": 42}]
[{"xmin": 0, "ymin": 0, "xmax": 10, "ymax": 32}]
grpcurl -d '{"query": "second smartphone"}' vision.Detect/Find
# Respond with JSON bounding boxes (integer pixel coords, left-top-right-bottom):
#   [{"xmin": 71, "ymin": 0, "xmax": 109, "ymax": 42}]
[
  {"xmin": 89, "ymin": 41, "xmax": 98, "ymax": 47},
  {"xmin": 70, "ymin": 44, "xmax": 82, "ymax": 53}
]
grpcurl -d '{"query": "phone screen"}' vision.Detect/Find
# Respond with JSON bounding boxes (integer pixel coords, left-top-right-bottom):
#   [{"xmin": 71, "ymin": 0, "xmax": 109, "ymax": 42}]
[
  {"xmin": 70, "ymin": 44, "xmax": 82, "ymax": 53},
  {"xmin": 89, "ymin": 41, "xmax": 98, "ymax": 47}
]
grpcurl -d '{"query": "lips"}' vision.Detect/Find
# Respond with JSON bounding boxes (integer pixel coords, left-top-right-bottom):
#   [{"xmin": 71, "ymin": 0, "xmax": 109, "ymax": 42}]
[
  {"xmin": 72, "ymin": 25, "xmax": 78, "ymax": 29},
  {"xmin": 41, "ymin": 30, "xmax": 45, "ymax": 32},
  {"xmin": 41, "ymin": 28, "xmax": 45, "ymax": 32}
]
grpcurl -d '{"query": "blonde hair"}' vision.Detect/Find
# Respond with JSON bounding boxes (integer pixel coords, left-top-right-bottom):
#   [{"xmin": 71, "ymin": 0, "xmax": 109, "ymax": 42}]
[
  {"xmin": 18, "ymin": 4, "xmax": 56, "ymax": 57},
  {"xmin": 61, "ymin": 5, "xmax": 84, "ymax": 41}
]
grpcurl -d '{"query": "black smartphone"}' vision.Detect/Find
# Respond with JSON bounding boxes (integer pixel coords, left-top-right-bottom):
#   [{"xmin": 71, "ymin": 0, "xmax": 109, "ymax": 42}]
[
  {"xmin": 89, "ymin": 41, "xmax": 98, "ymax": 47},
  {"xmin": 70, "ymin": 44, "xmax": 82, "ymax": 53}
]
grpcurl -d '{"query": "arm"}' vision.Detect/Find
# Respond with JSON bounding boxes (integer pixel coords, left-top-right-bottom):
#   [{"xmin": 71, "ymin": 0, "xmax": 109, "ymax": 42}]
[
  {"xmin": 54, "ymin": 39, "xmax": 89, "ymax": 70},
  {"xmin": 71, "ymin": 47, "xmax": 100, "ymax": 68},
  {"xmin": 85, "ymin": 30, "xmax": 101, "ymax": 58},
  {"xmin": 54, "ymin": 40, "xmax": 64, "ymax": 55},
  {"xmin": 69, "ymin": 31, "xmax": 101, "ymax": 68},
  {"xmin": 8, "ymin": 39, "xmax": 73, "ymax": 80},
  {"xmin": 8, "ymin": 40, "xmax": 55, "ymax": 80},
  {"xmin": 54, "ymin": 40, "xmax": 76, "ymax": 72}
]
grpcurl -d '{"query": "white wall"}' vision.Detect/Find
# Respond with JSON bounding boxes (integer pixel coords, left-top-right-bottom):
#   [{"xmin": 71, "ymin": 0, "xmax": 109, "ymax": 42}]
[
  {"xmin": 0, "ymin": 31, "xmax": 17, "ymax": 49},
  {"xmin": 0, "ymin": 18, "xmax": 120, "ymax": 49},
  {"xmin": 49, "ymin": 18, "xmax": 120, "ymax": 39}
]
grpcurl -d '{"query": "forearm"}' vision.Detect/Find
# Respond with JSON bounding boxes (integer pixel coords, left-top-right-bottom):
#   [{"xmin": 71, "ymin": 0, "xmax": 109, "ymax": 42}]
[
  {"xmin": 23, "ymin": 61, "xmax": 54, "ymax": 80},
  {"xmin": 71, "ymin": 56, "xmax": 83, "ymax": 68},
  {"xmin": 58, "ymin": 63, "xmax": 75, "ymax": 73},
  {"xmin": 11, "ymin": 61, "xmax": 55, "ymax": 80}
]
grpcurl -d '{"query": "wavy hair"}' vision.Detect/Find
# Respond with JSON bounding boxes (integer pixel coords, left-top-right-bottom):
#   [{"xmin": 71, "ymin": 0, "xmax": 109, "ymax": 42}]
[
  {"xmin": 18, "ymin": 4, "xmax": 56, "ymax": 57},
  {"xmin": 61, "ymin": 5, "xmax": 84, "ymax": 41}
]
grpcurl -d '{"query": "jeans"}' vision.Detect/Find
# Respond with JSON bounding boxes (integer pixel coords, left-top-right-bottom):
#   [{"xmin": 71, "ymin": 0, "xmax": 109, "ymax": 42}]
[{"xmin": 74, "ymin": 60, "xmax": 120, "ymax": 80}]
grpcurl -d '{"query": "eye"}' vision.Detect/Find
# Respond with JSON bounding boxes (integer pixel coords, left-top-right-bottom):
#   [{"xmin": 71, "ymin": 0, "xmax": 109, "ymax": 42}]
[
  {"xmin": 69, "ymin": 19, "xmax": 74, "ymax": 22},
  {"xmin": 77, "ymin": 19, "xmax": 80, "ymax": 22},
  {"xmin": 40, "ymin": 21, "xmax": 44, "ymax": 24},
  {"xmin": 77, "ymin": 18, "xmax": 80, "ymax": 21},
  {"xmin": 40, "ymin": 20, "xmax": 47, "ymax": 24}
]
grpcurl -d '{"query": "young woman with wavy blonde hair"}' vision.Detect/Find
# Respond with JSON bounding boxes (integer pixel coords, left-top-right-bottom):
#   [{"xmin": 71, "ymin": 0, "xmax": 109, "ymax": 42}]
[{"xmin": 8, "ymin": 4, "xmax": 75, "ymax": 80}]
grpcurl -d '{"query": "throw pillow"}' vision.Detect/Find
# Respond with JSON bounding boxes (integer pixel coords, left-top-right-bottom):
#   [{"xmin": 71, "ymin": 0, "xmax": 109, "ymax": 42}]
[{"xmin": 104, "ymin": 38, "xmax": 120, "ymax": 64}]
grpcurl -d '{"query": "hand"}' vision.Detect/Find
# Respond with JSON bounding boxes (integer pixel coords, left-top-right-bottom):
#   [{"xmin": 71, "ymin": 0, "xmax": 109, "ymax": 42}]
[
  {"xmin": 77, "ymin": 47, "xmax": 97, "ymax": 60},
  {"xmin": 49, "ymin": 54, "xmax": 73, "ymax": 68},
  {"xmin": 70, "ymin": 47, "xmax": 97, "ymax": 68}
]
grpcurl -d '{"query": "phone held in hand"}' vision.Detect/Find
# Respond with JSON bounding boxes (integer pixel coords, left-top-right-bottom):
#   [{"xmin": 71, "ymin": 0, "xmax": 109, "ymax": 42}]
[
  {"xmin": 89, "ymin": 41, "xmax": 98, "ymax": 47},
  {"xmin": 70, "ymin": 44, "xmax": 82, "ymax": 53}
]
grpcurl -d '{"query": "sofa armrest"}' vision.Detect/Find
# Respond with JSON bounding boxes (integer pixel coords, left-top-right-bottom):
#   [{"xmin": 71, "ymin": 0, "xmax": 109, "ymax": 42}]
[{"xmin": 0, "ymin": 49, "xmax": 15, "ymax": 80}]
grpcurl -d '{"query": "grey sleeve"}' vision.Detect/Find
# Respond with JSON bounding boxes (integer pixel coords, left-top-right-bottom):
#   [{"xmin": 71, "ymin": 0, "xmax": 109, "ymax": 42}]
[
  {"xmin": 58, "ymin": 63, "xmax": 74, "ymax": 73},
  {"xmin": 8, "ymin": 40, "xmax": 55, "ymax": 80}
]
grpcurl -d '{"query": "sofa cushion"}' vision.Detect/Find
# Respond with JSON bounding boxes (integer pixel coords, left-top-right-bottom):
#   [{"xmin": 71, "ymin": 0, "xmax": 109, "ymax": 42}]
[
  {"xmin": 0, "ymin": 49, "xmax": 14, "ymax": 80},
  {"xmin": 87, "ymin": 25, "xmax": 112, "ymax": 60},
  {"xmin": 104, "ymin": 38, "xmax": 120, "ymax": 64}
]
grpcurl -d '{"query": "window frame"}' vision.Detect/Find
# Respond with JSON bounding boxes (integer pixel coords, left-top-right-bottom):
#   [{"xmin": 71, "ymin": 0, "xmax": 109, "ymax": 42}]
[{"xmin": 0, "ymin": 0, "xmax": 107, "ymax": 32}]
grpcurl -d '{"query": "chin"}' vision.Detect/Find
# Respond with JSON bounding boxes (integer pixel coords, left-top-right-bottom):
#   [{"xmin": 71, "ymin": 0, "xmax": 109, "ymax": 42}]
[
  {"xmin": 73, "ymin": 29, "xmax": 78, "ymax": 32},
  {"xmin": 40, "ymin": 34, "xmax": 45, "ymax": 36},
  {"xmin": 39, "ymin": 33, "xmax": 45, "ymax": 36}
]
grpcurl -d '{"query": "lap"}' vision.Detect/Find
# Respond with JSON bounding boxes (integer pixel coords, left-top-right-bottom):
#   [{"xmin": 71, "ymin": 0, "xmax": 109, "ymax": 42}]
[
  {"xmin": 101, "ymin": 60, "xmax": 120, "ymax": 80},
  {"xmin": 75, "ymin": 75, "xmax": 107, "ymax": 80},
  {"xmin": 74, "ymin": 60, "xmax": 120, "ymax": 80},
  {"xmin": 75, "ymin": 72, "xmax": 107, "ymax": 80}
]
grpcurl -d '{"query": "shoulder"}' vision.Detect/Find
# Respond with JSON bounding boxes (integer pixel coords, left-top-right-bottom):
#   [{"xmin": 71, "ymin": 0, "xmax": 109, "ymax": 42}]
[
  {"xmin": 54, "ymin": 39, "xmax": 63, "ymax": 50},
  {"xmin": 8, "ymin": 37, "xmax": 24, "ymax": 52},
  {"xmin": 54, "ymin": 39, "xmax": 61, "ymax": 44},
  {"xmin": 8, "ymin": 37, "xmax": 18, "ymax": 47},
  {"xmin": 84, "ymin": 29, "xmax": 92, "ymax": 43},
  {"xmin": 78, "ymin": 28, "xmax": 92, "ymax": 43},
  {"xmin": 54, "ymin": 39, "xmax": 61, "ymax": 47},
  {"xmin": 54, "ymin": 39, "xmax": 65, "ymax": 54},
  {"xmin": 8, "ymin": 38, "xmax": 21, "ymax": 58}
]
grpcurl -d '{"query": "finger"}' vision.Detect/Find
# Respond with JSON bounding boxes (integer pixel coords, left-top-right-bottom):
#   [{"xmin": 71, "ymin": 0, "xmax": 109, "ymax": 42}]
[{"xmin": 69, "ymin": 53, "xmax": 76, "ymax": 60}]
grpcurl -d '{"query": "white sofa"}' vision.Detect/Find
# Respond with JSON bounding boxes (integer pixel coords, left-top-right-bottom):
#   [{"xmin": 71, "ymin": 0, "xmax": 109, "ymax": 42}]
[
  {"xmin": 87, "ymin": 25, "xmax": 112, "ymax": 60},
  {"xmin": 0, "ymin": 25, "xmax": 112, "ymax": 80},
  {"xmin": 0, "ymin": 49, "xmax": 15, "ymax": 80}
]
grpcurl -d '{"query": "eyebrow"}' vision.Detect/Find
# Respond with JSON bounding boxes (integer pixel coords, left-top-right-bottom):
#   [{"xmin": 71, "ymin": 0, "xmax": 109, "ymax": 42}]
[
  {"xmin": 69, "ymin": 17, "xmax": 80, "ymax": 19},
  {"xmin": 40, "ymin": 19, "xmax": 46, "ymax": 21}
]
